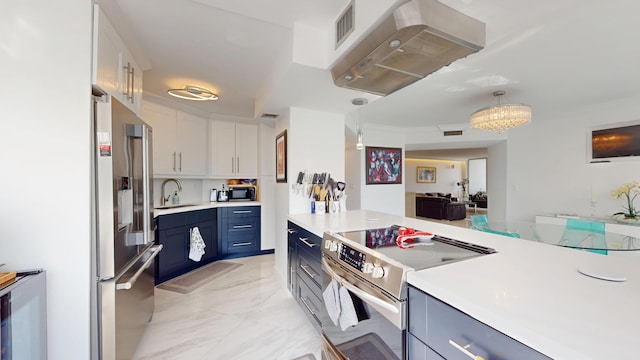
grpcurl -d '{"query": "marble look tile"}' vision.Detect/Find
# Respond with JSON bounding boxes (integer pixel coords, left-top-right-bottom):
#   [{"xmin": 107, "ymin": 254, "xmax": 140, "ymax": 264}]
[{"xmin": 133, "ymin": 254, "xmax": 321, "ymax": 360}]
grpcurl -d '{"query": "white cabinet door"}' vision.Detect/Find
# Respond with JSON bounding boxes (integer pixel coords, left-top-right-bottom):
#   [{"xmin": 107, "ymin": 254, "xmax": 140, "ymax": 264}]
[
  {"xmin": 235, "ymin": 123, "xmax": 258, "ymax": 178},
  {"xmin": 210, "ymin": 121, "xmax": 236, "ymax": 177},
  {"xmin": 142, "ymin": 102, "xmax": 177, "ymax": 175},
  {"xmin": 176, "ymin": 112, "xmax": 208, "ymax": 176},
  {"xmin": 92, "ymin": 5, "xmax": 143, "ymax": 117},
  {"xmin": 92, "ymin": 5, "xmax": 122, "ymax": 97}
]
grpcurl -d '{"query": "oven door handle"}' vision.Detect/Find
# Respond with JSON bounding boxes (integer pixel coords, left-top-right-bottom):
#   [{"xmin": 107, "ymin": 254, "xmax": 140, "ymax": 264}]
[{"xmin": 322, "ymin": 257, "xmax": 399, "ymax": 314}]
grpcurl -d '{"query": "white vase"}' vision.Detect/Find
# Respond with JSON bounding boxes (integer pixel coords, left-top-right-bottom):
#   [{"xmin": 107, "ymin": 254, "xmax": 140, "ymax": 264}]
[{"xmin": 611, "ymin": 214, "xmax": 640, "ymax": 225}]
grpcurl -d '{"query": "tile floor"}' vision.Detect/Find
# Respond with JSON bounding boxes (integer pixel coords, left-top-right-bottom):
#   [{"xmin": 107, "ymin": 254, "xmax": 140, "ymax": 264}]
[{"xmin": 133, "ymin": 254, "xmax": 321, "ymax": 360}]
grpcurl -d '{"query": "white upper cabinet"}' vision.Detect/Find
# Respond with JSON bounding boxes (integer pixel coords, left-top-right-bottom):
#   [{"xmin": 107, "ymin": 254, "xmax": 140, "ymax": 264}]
[
  {"xmin": 92, "ymin": 5, "xmax": 143, "ymax": 116},
  {"xmin": 142, "ymin": 101, "xmax": 208, "ymax": 177},
  {"xmin": 210, "ymin": 121, "xmax": 258, "ymax": 178}
]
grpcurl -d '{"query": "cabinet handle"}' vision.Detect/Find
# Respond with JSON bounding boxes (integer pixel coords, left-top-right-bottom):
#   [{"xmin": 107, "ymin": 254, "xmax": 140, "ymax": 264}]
[
  {"xmin": 129, "ymin": 66, "xmax": 135, "ymax": 102},
  {"xmin": 237, "ymin": 157, "xmax": 240, "ymax": 173},
  {"xmin": 299, "ymin": 237, "xmax": 317, "ymax": 248},
  {"xmin": 173, "ymin": 152, "xmax": 176, "ymax": 171},
  {"xmin": 448, "ymin": 340, "xmax": 486, "ymax": 360},
  {"xmin": 287, "ymin": 228, "xmax": 296, "ymax": 234},
  {"xmin": 233, "ymin": 210, "xmax": 252, "ymax": 214},
  {"xmin": 300, "ymin": 264, "xmax": 317, "ymax": 278},
  {"xmin": 179, "ymin": 152, "xmax": 182, "ymax": 171},
  {"xmin": 231, "ymin": 157, "xmax": 234, "ymax": 173},
  {"xmin": 232, "ymin": 242, "xmax": 252, "ymax": 247},
  {"xmin": 299, "ymin": 296, "xmax": 316, "ymax": 315},
  {"xmin": 123, "ymin": 62, "xmax": 131, "ymax": 98},
  {"xmin": 232, "ymin": 224, "xmax": 252, "ymax": 229}
]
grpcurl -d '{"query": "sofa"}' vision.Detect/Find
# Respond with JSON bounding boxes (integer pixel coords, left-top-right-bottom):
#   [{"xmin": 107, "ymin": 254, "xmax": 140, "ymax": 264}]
[
  {"xmin": 415, "ymin": 193, "xmax": 466, "ymax": 220},
  {"xmin": 470, "ymin": 192, "xmax": 488, "ymax": 208}
]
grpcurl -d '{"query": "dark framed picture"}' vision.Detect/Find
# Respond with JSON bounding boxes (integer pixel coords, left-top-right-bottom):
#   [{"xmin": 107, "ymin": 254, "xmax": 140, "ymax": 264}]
[
  {"xmin": 276, "ymin": 130, "xmax": 287, "ymax": 183},
  {"xmin": 417, "ymin": 166, "xmax": 436, "ymax": 183},
  {"xmin": 366, "ymin": 146, "xmax": 402, "ymax": 184}
]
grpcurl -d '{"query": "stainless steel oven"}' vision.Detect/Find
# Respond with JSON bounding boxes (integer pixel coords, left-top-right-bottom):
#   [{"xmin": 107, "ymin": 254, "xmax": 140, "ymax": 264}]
[{"xmin": 320, "ymin": 225, "xmax": 495, "ymax": 360}]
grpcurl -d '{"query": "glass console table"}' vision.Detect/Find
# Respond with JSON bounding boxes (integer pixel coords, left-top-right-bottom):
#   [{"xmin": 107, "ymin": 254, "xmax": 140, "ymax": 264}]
[{"xmin": 484, "ymin": 222, "xmax": 640, "ymax": 251}]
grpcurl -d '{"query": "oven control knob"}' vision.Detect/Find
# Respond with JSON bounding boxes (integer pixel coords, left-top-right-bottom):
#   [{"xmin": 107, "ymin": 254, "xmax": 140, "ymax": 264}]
[
  {"xmin": 362, "ymin": 262, "xmax": 374, "ymax": 274},
  {"xmin": 330, "ymin": 241, "xmax": 339, "ymax": 252},
  {"xmin": 371, "ymin": 265, "xmax": 385, "ymax": 279}
]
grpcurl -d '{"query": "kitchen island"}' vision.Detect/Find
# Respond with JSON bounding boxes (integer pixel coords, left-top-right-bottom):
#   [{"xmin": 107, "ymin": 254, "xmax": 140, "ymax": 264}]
[{"xmin": 288, "ymin": 210, "xmax": 639, "ymax": 359}]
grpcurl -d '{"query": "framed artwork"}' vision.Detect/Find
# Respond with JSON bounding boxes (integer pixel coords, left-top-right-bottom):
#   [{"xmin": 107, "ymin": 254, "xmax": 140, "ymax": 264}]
[
  {"xmin": 365, "ymin": 146, "xmax": 402, "ymax": 184},
  {"xmin": 276, "ymin": 130, "xmax": 287, "ymax": 183},
  {"xmin": 417, "ymin": 166, "xmax": 436, "ymax": 183}
]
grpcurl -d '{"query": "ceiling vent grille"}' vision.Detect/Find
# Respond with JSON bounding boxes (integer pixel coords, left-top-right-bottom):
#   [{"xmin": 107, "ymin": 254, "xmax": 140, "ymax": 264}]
[
  {"xmin": 260, "ymin": 113, "xmax": 279, "ymax": 119},
  {"xmin": 335, "ymin": 2, "xmax": 354, "ymax": 48},
  {"xmin": 443, "ymin": 130, "xmax": 463, "ymax": 136}
]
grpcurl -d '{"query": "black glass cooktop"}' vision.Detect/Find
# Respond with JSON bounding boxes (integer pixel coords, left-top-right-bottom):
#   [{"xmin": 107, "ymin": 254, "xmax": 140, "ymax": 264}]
[{"xmin": 337, "ymin": 225, "xmax": 495, "ymax": 271}]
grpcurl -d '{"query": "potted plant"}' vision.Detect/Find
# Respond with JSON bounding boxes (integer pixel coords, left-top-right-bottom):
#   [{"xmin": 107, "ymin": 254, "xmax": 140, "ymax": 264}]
[{"xmin": 611, "ymin": 181, "xmax": 640, "ymax": 223}]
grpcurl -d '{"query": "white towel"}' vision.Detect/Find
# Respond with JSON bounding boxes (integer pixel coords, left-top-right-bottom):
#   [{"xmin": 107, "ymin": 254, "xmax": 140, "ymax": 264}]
[
  {"xmin": 338, "ymin": 285, "xmax": 359, "ymax": 330},
  {"xmin": 188, "ymin": 226, "xmax": 206, "ymax": 262},
  {"xmin": 322, "ymin": 278, "xmax": 341, "ymax": 326}
]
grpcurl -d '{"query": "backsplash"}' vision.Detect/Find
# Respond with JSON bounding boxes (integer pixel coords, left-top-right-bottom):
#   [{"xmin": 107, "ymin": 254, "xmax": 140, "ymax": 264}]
[{"xmin": 152, "ymin": 178, "xmax": 235, "ymax": 207}]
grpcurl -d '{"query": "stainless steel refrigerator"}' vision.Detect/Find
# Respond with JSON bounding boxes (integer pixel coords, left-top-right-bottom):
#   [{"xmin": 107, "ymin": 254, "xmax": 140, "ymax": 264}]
[{"xmin": 91, "ymin": 95, "xmax": 163, "ymax": 360}]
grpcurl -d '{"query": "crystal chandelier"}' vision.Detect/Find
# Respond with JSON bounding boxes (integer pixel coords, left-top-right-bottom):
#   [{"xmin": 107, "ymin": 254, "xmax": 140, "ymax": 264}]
[{"xmin": 470, "ymin": 91, "xmax": 531, "ymax": 132}]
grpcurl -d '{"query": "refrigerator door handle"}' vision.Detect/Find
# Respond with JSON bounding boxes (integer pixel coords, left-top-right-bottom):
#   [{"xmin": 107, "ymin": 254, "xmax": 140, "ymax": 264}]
[
  {"xmin": 116, "ymin": 245, "xmax": 163, "ymax": 290},
  {"xmin": 142, "ymin": 124, "xmax": 152, "ymax": 245}
]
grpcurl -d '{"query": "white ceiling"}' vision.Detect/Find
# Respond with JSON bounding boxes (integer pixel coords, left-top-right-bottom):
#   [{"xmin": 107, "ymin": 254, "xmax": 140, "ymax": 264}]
[{"xmin": 99, "ymin": 0, "xmax": 640, "ymax": 131}]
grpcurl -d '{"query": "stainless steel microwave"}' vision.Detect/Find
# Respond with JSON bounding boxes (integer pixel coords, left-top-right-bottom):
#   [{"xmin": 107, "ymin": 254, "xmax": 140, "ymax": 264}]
[{"xmin": 228, "ymin": 186, "xmax": 256, "ymax": 201}]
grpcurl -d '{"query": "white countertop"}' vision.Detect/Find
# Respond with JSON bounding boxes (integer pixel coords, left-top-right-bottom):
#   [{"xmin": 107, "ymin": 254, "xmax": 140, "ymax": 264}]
[
  {"xmin": 288, "ymin": 210, "xmax": 640, "ymax": 359},
  {"xmin": 154, "ymin": 201, "xmax": 260, "ymax": 217}
]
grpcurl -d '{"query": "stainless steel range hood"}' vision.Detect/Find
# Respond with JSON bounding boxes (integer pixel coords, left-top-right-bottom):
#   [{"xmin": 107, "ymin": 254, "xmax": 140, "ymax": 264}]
[{"xmin": 331, "ymin": 0, "xmax": 485, "ymax": 96}]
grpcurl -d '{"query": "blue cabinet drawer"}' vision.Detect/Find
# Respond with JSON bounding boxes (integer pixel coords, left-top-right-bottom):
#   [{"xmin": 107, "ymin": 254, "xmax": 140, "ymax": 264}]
[
  {"xmin": 225, "ymin": 237, "xmax": 258, "ymax": 253},
  {"xmin": 408, "ymin": 286, "xmax": 551, "ymax": 360},
  {"xmin": 296, "ymin": 272, "xmax": 322, "ymax": 331},
  {"xmin": 297, "ymin": 245, "xmax": 322, "ymax": 290},
  {"xmin": 294, "ymin": 227, "xmax": 321, "ymax": 257},
  {"xmin": 222, "ymin": 206, "xmax": 260, "ymax": 219}
]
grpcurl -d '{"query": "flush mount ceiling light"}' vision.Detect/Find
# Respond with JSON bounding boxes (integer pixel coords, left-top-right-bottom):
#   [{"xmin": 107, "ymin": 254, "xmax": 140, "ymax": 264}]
[
  {"xmin": 167, "ymin": 86, "xmax": 219, "ymax": 101},
  {"xmin": 470, "ymin": 90, "xmax": 531, "ymax": 132},
  {"xmin": 352, "ymin": 98, "xmax": 368, "ymax": 150}
]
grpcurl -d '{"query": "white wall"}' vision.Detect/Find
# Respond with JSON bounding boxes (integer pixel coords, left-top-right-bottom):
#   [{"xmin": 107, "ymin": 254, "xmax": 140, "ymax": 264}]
[
  {"xmin": 468, "ymin": 158, "xmax": 487, "ymax": 194},
  {"xmin": 0, "ymin": 1, "xmax": 92, "ymax": 359},
  {"xmin": 405, "ymin": 159, "xmax": 465, "ymax": 197},
  {"xmin": 360, "ymin": 126, "xmax": 406, "ymax": 216},
  {"xmin": 288, "ymin": 108, "xmax": 345, "ymax": 214},
  {"xmin": 505, "ymin": 94, "xmax": 640, "ymax": 221},
  {"xmin": 258, "ymin": 123, "xmax": 276, "ymax": 250},
  {"xmin": 274, "ymin": 114, "xmax": 291, "ymax": 286},
  {"xmin": 488, "ymin": 142, "xmax": 508, "ymax": 221}
]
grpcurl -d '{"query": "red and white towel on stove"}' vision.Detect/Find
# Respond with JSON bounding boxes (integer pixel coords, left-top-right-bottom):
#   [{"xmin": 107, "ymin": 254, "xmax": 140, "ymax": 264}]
[{"xmin": 322, "ymin": 278, "xmax": 370, "ymax": 330}]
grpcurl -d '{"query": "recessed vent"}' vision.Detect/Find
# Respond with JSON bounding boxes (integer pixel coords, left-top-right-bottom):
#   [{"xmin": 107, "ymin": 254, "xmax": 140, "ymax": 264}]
[
  {"xmin": 443, "ymin": 130, "xmax": 463, "ymax": 136},
  {"xmin": 335, "ymin": 2, "xmax": 354, "ymax": 48},
  {"xmin": 260, "ymin": 113, "xmax": 279, "ymax": 119}
]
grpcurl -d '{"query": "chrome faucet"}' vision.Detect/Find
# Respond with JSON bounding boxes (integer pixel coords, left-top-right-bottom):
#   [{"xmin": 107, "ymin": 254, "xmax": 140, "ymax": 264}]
[{"xmin": 160, "ymin": 179, "xmax": 182, "ymax": 206}]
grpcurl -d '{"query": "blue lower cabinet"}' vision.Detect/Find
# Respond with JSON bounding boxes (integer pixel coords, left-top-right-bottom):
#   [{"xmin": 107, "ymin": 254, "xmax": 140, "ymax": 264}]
[
  {"xmin": 155, "ymin": 209, "xmax": 217, "ymax": 285},
  {"xmin": 408, "ymin": 285, "xmax": 551, "ymax": 360},
  {"xmin": 287, "ymin": 221, "xmax": 323, "ymax": 330},
  {"xmin": 219, "ymin": 206, "xmax": 261, "ymax": 257}
]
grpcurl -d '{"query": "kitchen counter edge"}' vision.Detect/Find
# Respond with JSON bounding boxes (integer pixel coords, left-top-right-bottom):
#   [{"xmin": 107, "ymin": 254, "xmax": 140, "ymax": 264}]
[{"xmin": 154, "ymin": 201, "xmax": 260, "ymax": 217}]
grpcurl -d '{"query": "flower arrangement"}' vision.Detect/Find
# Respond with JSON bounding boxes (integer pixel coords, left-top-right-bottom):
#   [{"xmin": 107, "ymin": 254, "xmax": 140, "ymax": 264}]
[{"xmin": 611, "ymin": 181, "xmax": 640, "ymax": 219}]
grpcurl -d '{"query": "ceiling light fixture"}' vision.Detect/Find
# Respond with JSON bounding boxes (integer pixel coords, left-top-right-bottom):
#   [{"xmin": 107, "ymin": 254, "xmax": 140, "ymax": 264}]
[
  {"xmin": 352, "ymin": 98, "xmax": 368, "ymax": 150},
  {"xmin": 167, "ymin": 86, "xmax": 219, "ymax": 101},
  {"xmin": 470, "ymin": 90, "xmax": 531, "ymax": 132}
]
